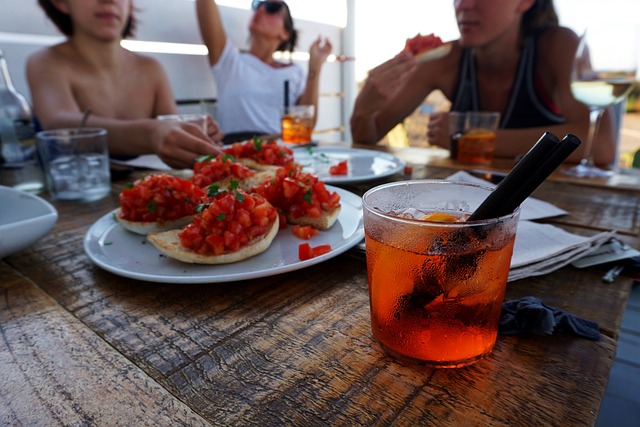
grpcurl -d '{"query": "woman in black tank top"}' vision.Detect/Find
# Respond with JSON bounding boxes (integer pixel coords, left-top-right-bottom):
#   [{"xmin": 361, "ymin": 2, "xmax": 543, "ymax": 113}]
[{"xmin": 351, "ymin": 0, "xmax": 616, "ymax": 166}]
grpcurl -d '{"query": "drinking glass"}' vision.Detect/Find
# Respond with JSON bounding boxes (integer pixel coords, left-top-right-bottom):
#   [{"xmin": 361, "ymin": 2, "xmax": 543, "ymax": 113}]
[
  {"xmin": 564, "ymin": 27, "xmax": 638, "ymax": 178},
  {"xmin": 363, "ymin": 181, "xmax": 520, "ymax": 368},
  {"xmin": 36, "ymin": 128, "xmax": 111, "ymax": 201}
]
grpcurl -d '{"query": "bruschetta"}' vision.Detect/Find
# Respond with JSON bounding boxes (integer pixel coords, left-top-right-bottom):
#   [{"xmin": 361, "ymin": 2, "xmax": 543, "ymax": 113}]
[
  {"xmin": 250, "ymin": 165, "xmax": 341, "ymax": 230},
  {"xmin": 116, "ymin": 174, "xmax": 205, "ymax": 235},
  {"xmin": 223, "ymin": 137, "xmax": 296, "ymax": 171},
  {"xmin": 192, "ymin": 154, "xmax": 275, "ymax": 191},
  {"xmin": 147, "ymin": 187, "xmax": 279, "ymax": 264}
]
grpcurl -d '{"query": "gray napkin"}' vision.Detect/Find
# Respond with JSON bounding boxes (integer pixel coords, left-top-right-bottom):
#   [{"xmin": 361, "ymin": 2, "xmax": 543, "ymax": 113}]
[{"xmin": 499, "ymin": 296, "xmax": 600, "ymax": 340}]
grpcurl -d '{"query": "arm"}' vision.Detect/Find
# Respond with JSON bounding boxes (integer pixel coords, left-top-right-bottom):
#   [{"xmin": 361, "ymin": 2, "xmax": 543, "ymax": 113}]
[
  {"xmin": 350, "ymin": 52, "xmax": 423, "ymax": 144},
  {"xmin": 495, "ymin": 27, "xmax": 615, "ymax": 165},
  {"xmin": 195, "ymin": 0, "xmax": 227, "ymax": 67},
  {"xmin": 26, "ymin": 51, "xmax": 222, "ymax": 169},
  {"xmin": 297, "ymin": 37, "xmax": 332, "ymax": 128}
]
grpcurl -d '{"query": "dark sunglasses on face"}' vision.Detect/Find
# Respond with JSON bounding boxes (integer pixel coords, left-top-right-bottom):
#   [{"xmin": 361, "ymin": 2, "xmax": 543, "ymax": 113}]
[{"xmin": 251, "ymin": 0, "xmax": 285, "ymax": 14}]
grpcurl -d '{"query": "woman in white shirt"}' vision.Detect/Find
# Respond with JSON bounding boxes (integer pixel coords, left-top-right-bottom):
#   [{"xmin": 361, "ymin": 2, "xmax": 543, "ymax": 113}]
[{"xmin": 196, "ymin": 0, "xmax": 332, "ymax": 143}]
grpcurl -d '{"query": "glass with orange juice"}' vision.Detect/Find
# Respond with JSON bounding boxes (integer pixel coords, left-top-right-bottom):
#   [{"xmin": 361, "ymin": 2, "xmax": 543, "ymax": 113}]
[
  {"xmin": 449, "ymin": 111, "xmax": 500, "ymax": 164},
  {"xmin": 281, "ymin": 105, "xmax": 314, "ymax": 144},
  {"xmin": 362, "ymin": 180, "xmax": 519, "ymax": 368}
]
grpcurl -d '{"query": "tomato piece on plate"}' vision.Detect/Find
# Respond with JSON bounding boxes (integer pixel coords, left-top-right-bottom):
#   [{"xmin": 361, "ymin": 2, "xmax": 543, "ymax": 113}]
[
  {"xmin": 298, "ymin": 243, "xmax": 315, "ymax": 261},
  {"xmin": 329, "ymin": 160, "xmax": 348, "ymax": 176},
  {"xmin": 298, "ymin": 243, "xmax": 332, "ymax": 260},
  {"xmin": 312, "ymin": 244, "xmax": 332, "ymax": 257},
  {"xmin": 292, "ymin": 225, "xmax": 318, "ymax": 240}
]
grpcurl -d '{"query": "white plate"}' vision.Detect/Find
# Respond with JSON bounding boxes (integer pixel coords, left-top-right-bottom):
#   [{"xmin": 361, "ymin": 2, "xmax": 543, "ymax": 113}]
[
  {"xmin": 0, "ymin": 186, "xmax": 58, "ymax": 258},
  {"xmin": 292, "ymin": 147, "xmax": 406, "ymax": 184},
  {"xmin": 83, "ymin": 186, "xmax": 364, "ymax": 283}
]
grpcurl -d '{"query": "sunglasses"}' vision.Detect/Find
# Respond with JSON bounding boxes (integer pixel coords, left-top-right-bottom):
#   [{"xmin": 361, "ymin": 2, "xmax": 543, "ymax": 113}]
[{"xmin": 251, "ymin": 0, "xmax": 286, "ymax": 14}]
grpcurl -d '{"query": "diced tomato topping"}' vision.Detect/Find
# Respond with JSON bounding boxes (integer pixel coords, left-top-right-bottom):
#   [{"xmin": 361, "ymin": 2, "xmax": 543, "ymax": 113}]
[
  {"xmin": 118, "ymin": 174, "xmax": 205, "ymax": 222},
  {"xmin": 298, "ymin": 243, "xmax": 332, "ymax": 260},
  {"xmin": 178, "ymin": 189, "xmax": 277, "ymax": 255},
  {"xmin": 292, "ymin": 225, "xmax": 318, "ymax": 240},
  {"xmin": 191, "ymin": 154, "xmax": 254, "ymax": 188},
  {"xmin": 223, "ymin": 137, "xmax": 295, "ymax": 167},
  {"xmin": 404, "ymin": 33, "xmax": 444, "ymax": 55},
  {"xmin": 277, "ymin": 211, "xmax": 288, "ymax": 229},
  {"xmin": 329, "ymin": 160, "xmax": 348, "ymax": 176},
  {"xmin": 250, "ymin": 165, "xmax": 340, "ymax": 220}
]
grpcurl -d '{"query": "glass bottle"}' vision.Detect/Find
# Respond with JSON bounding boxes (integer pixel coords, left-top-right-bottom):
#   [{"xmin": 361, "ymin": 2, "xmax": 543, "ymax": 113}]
[{"xmin": 0, "ymin": 50, "xmax": 44, "ymax": 192}]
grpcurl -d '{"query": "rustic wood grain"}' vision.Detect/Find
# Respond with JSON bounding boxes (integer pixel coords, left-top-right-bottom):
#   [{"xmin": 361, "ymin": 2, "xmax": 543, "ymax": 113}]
[
  {"xmin": 0, "ymin": 264, "xmax": 210, "ymax": 426},
  {"xmin": 2, "ymin": 152, "xmax": 638, "ymax": 426}
]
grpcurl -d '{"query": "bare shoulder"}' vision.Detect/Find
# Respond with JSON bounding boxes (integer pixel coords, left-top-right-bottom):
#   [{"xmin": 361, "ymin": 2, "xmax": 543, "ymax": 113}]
[
  {"xmin": 26, "ymin": 43, "xmax": 80, "ymax": 85},
  {"xmin": 131, "ymin": 52, "xmax": 169, "ymax": 78},
  {"xmin": 537, "ymin": 26, "xmax": 580, "ymax": 69},
  {"xmin": 27, "ymin": 43, "xmax": 70, "ymax": 73},
  {"xmin": 538, "ymin": 27, "xmax": 580, "ymax": 56}
]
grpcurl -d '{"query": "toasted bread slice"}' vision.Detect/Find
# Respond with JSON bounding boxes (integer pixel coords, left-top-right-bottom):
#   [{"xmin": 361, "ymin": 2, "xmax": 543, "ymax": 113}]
[
  {"xmin": 235, "ymin": 158, "xmax": 282, "ymax": 172},
  {"xmin": 115, "ymin": 208, "xmax": 194, "ymax": 235},
  {"xmin": 287, "ymin": 205, "xmax": 341, "ymax": 231},
  {"xmin": 146, "ymin": 215, "xmax": 279, "ymax": 264},
  {"xmin": 414, "ymin": 43, "xmax": 451, "ymax": 62},
  {"xmin": 239, "ymin": 169, "xmax": 277, "ymax": 190}
]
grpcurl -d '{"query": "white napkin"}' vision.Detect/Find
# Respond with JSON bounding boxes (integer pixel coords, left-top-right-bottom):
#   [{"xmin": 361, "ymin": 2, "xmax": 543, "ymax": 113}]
[
  {"xmin": 444, "ymin": 171, "xmax": 614, "ymax": 282},
  {"xmin": 111, "ymin": 154, "xmax": 172, "ymax": 171},
  {"xmin": 445, "ymin": 171, "xmax": 567, "ymax": 220},
  {"xmin": 508, "ymin": 222, "xmax": 615, "ymax": 282}
]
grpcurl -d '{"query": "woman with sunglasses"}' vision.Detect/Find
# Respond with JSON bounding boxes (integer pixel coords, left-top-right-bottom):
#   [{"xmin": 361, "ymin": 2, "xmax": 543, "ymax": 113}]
[
  {"xmin": 350, "ymin": 0, "xmax": 616, "ymax": 166},
  {"xmin": 196, "ymin": 0, "xmax": 332, "ymax": 143}
]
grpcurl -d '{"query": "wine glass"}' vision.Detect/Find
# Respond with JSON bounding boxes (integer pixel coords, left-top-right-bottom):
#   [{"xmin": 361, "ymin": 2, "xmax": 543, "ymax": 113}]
[{"xmin": 563, "ymin": 26, "xmax": 638, "ymax": 178}]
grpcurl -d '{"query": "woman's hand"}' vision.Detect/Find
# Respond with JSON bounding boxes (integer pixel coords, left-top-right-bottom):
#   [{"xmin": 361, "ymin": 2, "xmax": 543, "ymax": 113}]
[
  {"xmin": 152, "ymin": 120, "xmax": 223, "ymax": 169},
  {"xmin": 205, "ymin": 114, "xmax": 224, "ymax": 145},
  {"xmin": 426, "ymin": 111, "xmax": 451, "ymax": 149},
  {"xmin": 309, "ymin": 37, "xmax": 332, "ymax": 70},
  {"xmin": 356, "ymin": 52, "xmax": 417, "ymax": 116}
]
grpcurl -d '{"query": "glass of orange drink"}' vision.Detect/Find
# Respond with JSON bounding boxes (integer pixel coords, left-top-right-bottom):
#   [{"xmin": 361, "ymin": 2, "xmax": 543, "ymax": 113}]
[
  {"xmin": 281, "ymin": 105, "xmax": 314, "ymax": 145},
  {"xmin": 449, "ymin": 111, "xmax": 500, "ymax": 164},
  {"xmin": 362, "ymin": 180, "xmax": 520, "ymax": 368}
]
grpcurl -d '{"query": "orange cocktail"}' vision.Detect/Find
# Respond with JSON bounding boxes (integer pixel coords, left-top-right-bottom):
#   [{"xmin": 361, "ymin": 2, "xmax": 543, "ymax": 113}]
[
  {"xmin": 457, "ymin": 129, "xmax": 496, "ymax": 164},
  {"xmin": 281, "ymin": 105, "xmax": 314, "ymax": 144},
  {"xmin": 362, "ymin": 181, "xmax": 519, "ymax": 368}
]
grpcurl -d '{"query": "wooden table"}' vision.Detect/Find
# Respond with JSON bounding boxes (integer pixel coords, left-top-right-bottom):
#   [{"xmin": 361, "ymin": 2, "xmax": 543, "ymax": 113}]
[{"xmin": 2, "ymin": 146, "xmax": 639, "ymax": 426}]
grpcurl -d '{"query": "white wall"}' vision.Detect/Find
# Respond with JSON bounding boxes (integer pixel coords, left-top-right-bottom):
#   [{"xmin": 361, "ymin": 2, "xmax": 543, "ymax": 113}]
[{"xmin": 0, "ymin": 0, "xmax": 347, "ymax": 142}]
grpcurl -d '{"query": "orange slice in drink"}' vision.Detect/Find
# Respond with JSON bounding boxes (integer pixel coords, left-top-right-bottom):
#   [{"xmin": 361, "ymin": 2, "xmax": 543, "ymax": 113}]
[{"xmin": 419, "ymin": 212, "xmax": 460, "ymax": 223}]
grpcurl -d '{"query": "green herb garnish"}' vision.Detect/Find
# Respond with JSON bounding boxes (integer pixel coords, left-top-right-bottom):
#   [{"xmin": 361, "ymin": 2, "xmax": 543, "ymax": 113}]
[
  {"xmin": 207, "ymin": 183, "xmax": 222, "ymax": 197},
  {"xmin": 302, "ymin": 188, "xmax": 313, "ymax": 204},
  {"xmin": 196, "ymin": 154, "xmax": 215, "ymax": 163}
]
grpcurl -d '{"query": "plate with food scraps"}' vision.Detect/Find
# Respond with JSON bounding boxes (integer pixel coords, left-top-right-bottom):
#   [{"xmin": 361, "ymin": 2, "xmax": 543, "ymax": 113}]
[
  {"xmin": 292, "ymin": 147, "xmax": 406, "ymax": 184},
  {"xmin": 83, "ymin": 186, "xmax": 364, "ymax": 283}
]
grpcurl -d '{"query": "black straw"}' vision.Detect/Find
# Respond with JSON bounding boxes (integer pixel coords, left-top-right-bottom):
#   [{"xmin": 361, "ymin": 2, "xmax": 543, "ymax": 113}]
[
  {"xmin": 284, "ymin": 80, "xmax": 290, "ymax": 114},
  {"xmin": 468, "ymin": 133, "xmax": 581, "ymax": 221}
]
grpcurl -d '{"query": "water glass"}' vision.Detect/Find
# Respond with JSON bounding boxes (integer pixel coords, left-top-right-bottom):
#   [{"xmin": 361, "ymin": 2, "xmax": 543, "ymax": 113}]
[
  {"xmin": 36, "ymin": 128, "xmax": 111, "ymax": 202},
  {"xmin": 157, "ymin": 114, "xmax": 207, "ymax": 133}
]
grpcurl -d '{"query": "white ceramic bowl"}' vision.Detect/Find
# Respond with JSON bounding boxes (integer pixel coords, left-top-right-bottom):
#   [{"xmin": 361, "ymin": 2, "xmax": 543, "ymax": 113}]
[{"xmin": 0, "ymin": 186, "xmax": 58, "ymax": 259}]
